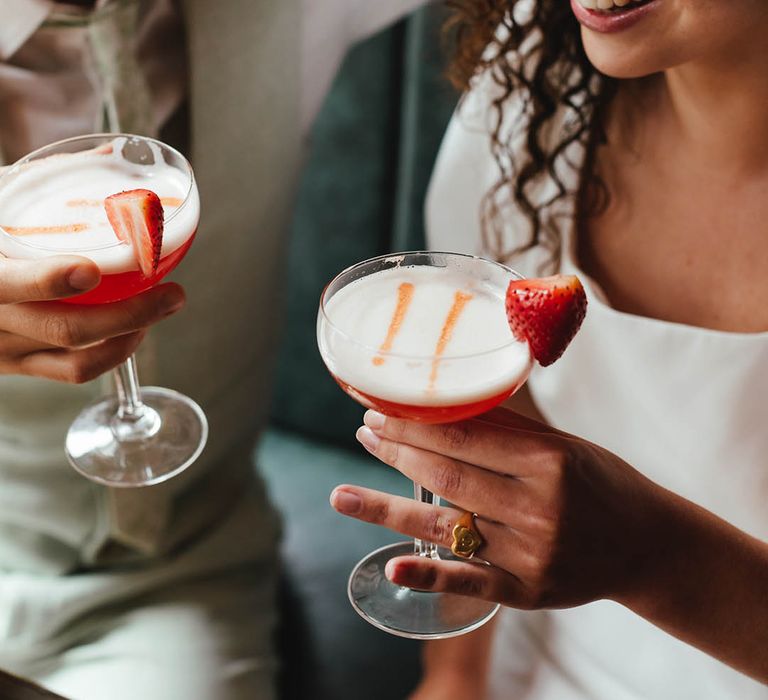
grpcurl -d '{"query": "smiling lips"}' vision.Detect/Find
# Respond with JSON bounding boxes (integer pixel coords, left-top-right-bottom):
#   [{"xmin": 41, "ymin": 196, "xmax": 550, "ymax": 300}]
[
  {"xmin": 571, "ymin": 0, "xmax": 659, "ymax": 32},
  {"xmin": 575, "ymin": 0, "xmax": 648, "ymax": 9}
]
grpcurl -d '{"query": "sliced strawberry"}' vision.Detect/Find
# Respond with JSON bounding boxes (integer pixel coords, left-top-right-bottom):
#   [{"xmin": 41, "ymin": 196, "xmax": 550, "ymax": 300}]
[
  {"xmin": 506, "ymin": 275, "xmax": 587, "ymax": 366},
  {"xmin": 104, "ymin": 189, "xmax": 164, "ymax": 278}
]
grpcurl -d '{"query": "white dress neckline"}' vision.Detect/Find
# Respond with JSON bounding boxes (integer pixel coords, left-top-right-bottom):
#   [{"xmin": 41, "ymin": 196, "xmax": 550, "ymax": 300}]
[
  {"xmin": 427, "ymin": 73, "xmax": 768, "ymax": 700},
  {"xmin": 560, "ymin": 213, "xmax": 768, "ymax": 343}
]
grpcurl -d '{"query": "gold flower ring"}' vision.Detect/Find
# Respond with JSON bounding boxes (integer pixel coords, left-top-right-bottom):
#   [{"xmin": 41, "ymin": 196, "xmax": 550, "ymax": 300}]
[{"xmin": 451, "ymin": 511, "xmax": 483, "ymax": 559}]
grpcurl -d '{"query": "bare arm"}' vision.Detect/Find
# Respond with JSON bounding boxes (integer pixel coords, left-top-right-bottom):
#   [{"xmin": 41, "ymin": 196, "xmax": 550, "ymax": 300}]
[
  {"xmin": 619, "ymin": 489, "xmax": 768, "ymax": 680},
  {"xmin": 410, "ymin": 619, "xmax": 497, "ymax": 700}
]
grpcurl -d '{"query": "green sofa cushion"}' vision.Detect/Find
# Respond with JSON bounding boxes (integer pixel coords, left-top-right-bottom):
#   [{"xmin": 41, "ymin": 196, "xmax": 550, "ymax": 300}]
[{"xmin": 270, "ymin": 8, "xmax": 457, "ymax": 447}]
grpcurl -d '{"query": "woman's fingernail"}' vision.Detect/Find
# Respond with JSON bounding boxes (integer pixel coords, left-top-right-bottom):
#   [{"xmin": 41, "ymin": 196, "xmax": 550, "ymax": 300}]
[
  {"xmin": 386, "ymin": 559, "xmax": 437, "ymax": 589},
  {"xmin": 356, "ymin": 426, "xmax": 380, "ymax": 453},
  {"xmin": 330, "ymin": 488, "xmax": 363, "ymax": 515},
  {"xmin": 364, "ymin": 410, "xmax": 385, "ymax": 431},
  {"xmin": 67, "ymin": 265, "xmax": 100, "ymax": 291}
]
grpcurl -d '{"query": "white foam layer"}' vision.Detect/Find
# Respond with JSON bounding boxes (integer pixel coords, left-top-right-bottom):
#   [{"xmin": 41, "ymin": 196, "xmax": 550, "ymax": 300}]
[
  {"xmin": 0, "ymin": 138, "xmax": 200, "ymax": 273},
  {"xmin": 319, "ymin": 265, "xmax": 532, "ymax": 407}
]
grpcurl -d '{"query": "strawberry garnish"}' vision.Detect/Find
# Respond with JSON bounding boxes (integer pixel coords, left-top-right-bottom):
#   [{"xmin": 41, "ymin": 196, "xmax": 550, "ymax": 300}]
[
  {"xmin": 506, "ymin": 275, "xmax": 587, "ymax": 366},
  {"xmin": 104, "ymin": 189, "xmax": 164, "ymax": 278}
]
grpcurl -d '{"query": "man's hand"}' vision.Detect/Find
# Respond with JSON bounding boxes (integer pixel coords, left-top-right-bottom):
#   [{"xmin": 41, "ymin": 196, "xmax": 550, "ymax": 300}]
[{"xmin": 0, "ymin": 255, "xmax": 184, "ymax": 383}]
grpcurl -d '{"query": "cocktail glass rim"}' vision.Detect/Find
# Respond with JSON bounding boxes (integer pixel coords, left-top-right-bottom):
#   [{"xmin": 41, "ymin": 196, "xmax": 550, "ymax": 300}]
[
  {"xmin": 0, "ymin": 132, "xmax": 195, "ymax": 254},
  {"xmin": 319, "ymin": 250, "xmax": 526, "ymax": 362}
]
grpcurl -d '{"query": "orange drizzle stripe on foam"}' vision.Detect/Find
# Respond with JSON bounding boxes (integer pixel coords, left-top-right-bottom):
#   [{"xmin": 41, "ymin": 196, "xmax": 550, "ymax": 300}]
[
  {"xmin": 66, "ymin": 197, "xmax": 183, "ymax": 208},
  {"xmin": 428, "ymin": 290, "xmax": 474, "ymax": 391},
  {"xmin": 372, "ymin": 282, "xmax": 415, "ymax": 366},
  {"xmin": 3, "ymin": 223, "xmax": 90, "ymax": 236}
]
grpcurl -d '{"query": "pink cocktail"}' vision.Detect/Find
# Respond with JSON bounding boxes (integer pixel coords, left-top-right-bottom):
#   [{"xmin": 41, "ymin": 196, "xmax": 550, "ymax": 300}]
[
  {"xmin": 0, "ymin": 138, "xmax": 199, "ymax": 305},
  {"xmin": 65, "ymin": 234, "xmax": 196, "ymax": 305},
  {"xmin": 318, "ymin": 257, "xmax": 533, "ymax": 423},
  {"xmin": 317, "ymin": 251, "xmax": 533, "ymax": 640},
  {"xmin": 330, "ymin": 378, "xmax": 525, "ymax": 424},
  {"xmin": 0, "ymin": 134, "xmax": 205, "ymax": 488}
]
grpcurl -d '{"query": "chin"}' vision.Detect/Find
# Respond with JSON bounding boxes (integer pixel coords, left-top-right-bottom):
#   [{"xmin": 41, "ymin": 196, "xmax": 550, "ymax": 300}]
[{"xmin": 581, "ymin": 31, "xmax": 680, "ymax": 78}]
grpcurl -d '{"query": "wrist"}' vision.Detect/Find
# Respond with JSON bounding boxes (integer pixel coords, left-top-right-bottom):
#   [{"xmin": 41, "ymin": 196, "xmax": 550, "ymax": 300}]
[
  {"xmin": 608, "ymin": 482, "xmax": 697, "ymax": 613},
  {"xmin": 611, "ymin": 484, "xmax": 762, "ymax": 619},
  {"xmin": 410, "ymin": 674, "xmax": 485, "ymax": 700}
]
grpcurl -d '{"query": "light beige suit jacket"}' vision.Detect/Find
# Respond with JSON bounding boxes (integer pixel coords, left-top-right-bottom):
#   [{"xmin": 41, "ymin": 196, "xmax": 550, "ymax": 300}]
[
  {"xmin": 0, "ymin": 0, "xmax": 304, "ymax": 569},
  {"xmin": 0, "ymin": 0, "xmax": 427, "ymax": 571}
]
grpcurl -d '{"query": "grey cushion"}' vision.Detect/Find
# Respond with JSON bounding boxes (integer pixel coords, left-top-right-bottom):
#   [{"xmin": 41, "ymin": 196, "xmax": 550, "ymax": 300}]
[{"xmin": 257, "ymin": 427, "xmax": 421, "ymax": 699}]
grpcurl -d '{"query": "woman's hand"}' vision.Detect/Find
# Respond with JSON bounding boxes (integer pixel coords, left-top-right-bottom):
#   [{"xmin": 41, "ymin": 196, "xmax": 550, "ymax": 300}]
[
  {"xmin": 0, "ymin": 255, "xmax": 185, "ymax": 383},
  {"xmin": 332, "ymin": 407, "xmax": 768, "ymax": 682},
  {"xmin": 331, "ymin": 407, "xmax": 668, "ymax": 610}
]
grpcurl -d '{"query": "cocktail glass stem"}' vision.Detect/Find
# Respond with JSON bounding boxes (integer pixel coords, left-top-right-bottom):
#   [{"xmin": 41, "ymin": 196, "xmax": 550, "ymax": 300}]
[
  {"xmin": 414, "ymin": 482, "xmax": 439, "ymax": 558},
  {"xmin": 110, "ymin": 355, "xmax": 161, "ymax": 442}
]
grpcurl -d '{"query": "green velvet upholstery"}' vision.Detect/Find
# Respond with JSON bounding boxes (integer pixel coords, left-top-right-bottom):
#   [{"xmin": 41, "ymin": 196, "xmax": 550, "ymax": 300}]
[
  {"xmin": 270, "ymin": 6, "xmax": 456, "ymax": 446},
  {"xmin": 259, "ymin": 8, "xmax": 458, "ymax": 699}
]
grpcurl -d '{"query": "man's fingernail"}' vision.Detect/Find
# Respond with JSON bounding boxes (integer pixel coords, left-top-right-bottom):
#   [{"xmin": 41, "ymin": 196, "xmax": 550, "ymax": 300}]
[
  {"xmin": 161, "ymin": 292, "xmax": 185, "ymax": 314},
  {"xmin": 330, "ymin": 488, "xmax": 363, "ymax": 515},
  {"xmin": 356, "ymin": 426, "xmax": 380, "ymax": 453},
  {"xmin": 364, "ymin": 410, "xmax": 385, "ymax": 431},
  {"xmin": 67, "ymin": 266, "xmax": 99, "ymax": 291}
]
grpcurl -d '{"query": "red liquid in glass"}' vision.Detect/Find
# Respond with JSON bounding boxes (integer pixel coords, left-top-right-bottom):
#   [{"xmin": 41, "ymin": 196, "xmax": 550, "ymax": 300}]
[
  {"xmin": 333, "ymin": 375, "xmax": 527, "ymax": 424},
  {"xmin": 61, "ymin": 232, "xmax": 196, "ymax": 305}
]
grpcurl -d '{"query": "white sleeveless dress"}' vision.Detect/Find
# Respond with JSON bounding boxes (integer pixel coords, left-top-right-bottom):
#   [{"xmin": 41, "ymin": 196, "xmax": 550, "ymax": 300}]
[{"xmin": 427, "ymin": 72, "xmax": 768, "ymax": 699}]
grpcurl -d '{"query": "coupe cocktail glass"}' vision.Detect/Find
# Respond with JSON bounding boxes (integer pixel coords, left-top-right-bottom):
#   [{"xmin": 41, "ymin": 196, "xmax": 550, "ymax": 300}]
[
  {"xmin": 0, "ymin": 133, "xmax": 206, "ymax": 487},
  {"xmin": 317, "ymin": 251, "xmax": 533, "ymax": 639}
]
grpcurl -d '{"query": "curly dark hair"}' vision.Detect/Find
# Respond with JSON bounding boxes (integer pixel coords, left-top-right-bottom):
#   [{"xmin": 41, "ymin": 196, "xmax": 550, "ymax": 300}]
[{"xmin": 445, "ymin": 0, "xmax": 617, "ymax": 264}]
